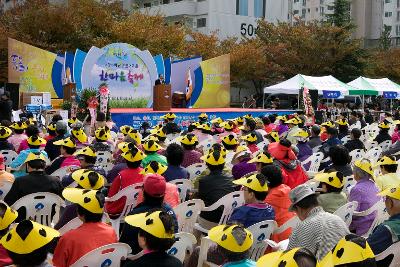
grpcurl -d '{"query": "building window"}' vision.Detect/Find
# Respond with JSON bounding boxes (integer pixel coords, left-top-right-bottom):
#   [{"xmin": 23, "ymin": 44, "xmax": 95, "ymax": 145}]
[
  {"xmin": 320, "ymin": 6, "xmax": 324, "ymax": 14},
  {"xmin": 294, "ymin": 0, "xmax": 299, "ymax": 3},
  {"xmin": 385, "ymin": 0, "xmax": 391, "ymax": 3},
  {"xmin": 385, "ymin": 12, "xmax": 393, "ymax": 17},
  {"xmin": 293, "ymin": 9, "xmax": 299, "ymax": 15},
  {"xmin": 144, "ymin": 2, "xmax": 151, "ymax": 7},
  {"xmin": 162, "ymin": 0, "xmax": 170, "ymax": 4},
  {"xmin": 236, "ymin": 0, "xmax": 248, "ymax": 16},
  {"xmin": 254, "ymin": 0, "xmax": 266, "ymax": 18},
  {"xmin": 327, "ymin": 5, "xmax": 334, "ymax": 10},
  {"xmin": 197, "ymin": 18, "xmax": 206, "ymax": 28},
  {"xmin": 320, "ymin": 0, "xmax": 324, "ymax": 4},
  {"xmin": 302, "ymin": 0, "xmax": 306, "ymax": 6}
]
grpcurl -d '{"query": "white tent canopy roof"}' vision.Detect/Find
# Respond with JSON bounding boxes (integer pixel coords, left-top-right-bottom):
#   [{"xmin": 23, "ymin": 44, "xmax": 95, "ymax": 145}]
[
  {"xmin": 348, "ymin": 77, "xmax": 400, "ymax": 92},
  {"xmin": 264, "ymin": 74, "xmax": 354, "ymax": 94}
]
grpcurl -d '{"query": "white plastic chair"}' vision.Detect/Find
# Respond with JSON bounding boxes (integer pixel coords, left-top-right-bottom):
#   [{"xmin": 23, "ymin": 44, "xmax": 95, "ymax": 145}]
[
  {"xmin": 0, "ymin": 150, "xmax": 17, "ymax": 167},
  {"xmin": 96, "ymin": 151, "xmax": 112, "ymax": 166},
  {"xmin": 349, "ymin": 149, "xmax": 365, "ymax": 163},
  {"xmin": 12, "ymin": 192, "xmax": 64, "ymax": 226},
  {"xmin": 380, "ymin": 140, "xmax": 392, "ymax": 151},
  {"xmin": 353, "ymin": 200, "xmax": 389, "ymax": 237},
  {"xmin": 167, "ymin": 232, "xmax": 197, "ymax": 263},
  {"xmin": 194, "ymin": 191, "xmax": 244, "ymax": 234},
  {"xmin": 333, "ymin": 201, "xmax": 358, "ymax": 227},
  {"xmin": 0, "ymin": 181, "xmax": 12, "ymax": 200},
  {"xmin": 365, "ymin": 147, "xmax": 382, "ymax": 164},
  {"xmin": 51, "ymin": 166, "xmax": 71, "ymax": 180},
  {"xmin": 343, "ymin": 176, "xmax": 356, "ymax": 196},
  {"xmin": 187, "ymin": 163, "xmax": 207, "ymax": 180},
  {"xmin": 365, "ymin": 141, "xmax": 379, "ymax": 151},
  {"xmin": 274, "ymin": 216, "xmax": 300, "ymax": 235},
  {"xmin": 375, "ymin": 242, "xmax": 400, "ymax": 267},
  {"xmin": 70, "ymin": 243, "xmax": 132, "ymax": 267},
  {"xmin": 247, "ymin": 220, "xmax": 277, "ymax": 261},
  {"xmin": 169, "ymin": 179, "xmax": 193, "ymax": 203},
  {"xmin": 256, "ymin": 140, "xmax": 269, "ymax": 151},
  {"xmin": 341, "ymin": 135, "xmax": 350, "ymax": 144},
  {"xmin": 174, "ymin": 199, "xmax": 205, "ymax": 233},
  {"xmin": 301, "ymin": 152, "xmax": 324, "ymax": 177},
  {"xmin": 58, "ymin": 217, "xmax": 83, "ymax": 235},
  {"xmin": 105, "ymin": 183, "xmax": 143, "ymax": 236},
  {"xmin": 197, "ymin": 237, "xmax": 219, "ymax": 267}
]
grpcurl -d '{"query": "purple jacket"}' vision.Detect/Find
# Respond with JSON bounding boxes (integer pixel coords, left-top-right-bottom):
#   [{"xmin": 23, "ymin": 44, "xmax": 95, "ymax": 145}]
[
  {"xmin": 349, "ymin": 178, "xmax": 381, "ymax": 236},
  {"xmin": 277, "ymin": 123, "xmax": 289, "ymax": 136},
  {"xmin": 297, "ymin": 142, "xmax": 313, "ymax": 163},
  {"xmin": 232, "ymin": 158, "xmax": 257, "ymax": 180}
]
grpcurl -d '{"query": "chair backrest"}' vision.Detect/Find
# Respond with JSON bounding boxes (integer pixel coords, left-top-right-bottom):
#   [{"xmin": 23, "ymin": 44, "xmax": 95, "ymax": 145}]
[
  {"xmin": 274, "ymin": 216, "xmax": 300, "ymax": 235},
  {"xmin": 303, "ymin": 152, "xmax": 324, "ymax": 173},
  {"xmin": 349, "ymin": 149, "xmax": 365, "ymax": 163},
  {"xmin": 96, "ymin": 151, "xmax": 112, "ymax": 165},
  {"xmin": 12, "ymin": 192, "xmax": 64, "ymax": 226},
  {"xmin": 58, "ymin": 217, "xmax": 83, "ymax": 235},
  {"xmin": 0, "ymin": 181, "xmax": 12, "ymax": 201},
  {"xmin": 51, "ymin": 166, "xmax": 71, "ymax": 180},
  {"xmin": 365, "ymin": 141, "xmax": 379, "ymax": 151},
  {"xmin": 341, "ymin": 135, "xmax": 350, "ymax": 144},
  {"xmin": 105, "ymin": 183, "xmax": 143, "ymax": 220},
  {"xmin": 333, "ymin": 201, "xmax": 358, "ymax": 227},
  {"xmin": 375, "ymin": 241, "xmax": 400, "ymax": 267},
  {"xmin": 70, "ymin": 243, "xmax": 132, "ymax": 267},
  {"xmin": 365, "ymin": 147, "xmax": 382, "ymax": 164},
  {"xmin": 199, "ymin": 139, "xmax": 214, "ymax": 154},
  {"xmin": 205, "ymin": 191, "xmax": 245, "ymax": 225},
  {"xmin": 169, "ymin": 179, "xmax": 193, "ymax": 203},
  {"xmin": 247, "ymin": 220, "xmax": 277, "ymax": 261},
  {"xmin": 173, "ymin": 199, "xmax": 205, "ymax": 233},
  {"xmin": 343, "ymin": 176, "xmax": 356, "ymax": 196},
  {"xmin": 167, "ymin": 232, "xmax": 197, "ymax": 263},
  {"xmin": 380, "ymin": 140, "xmax": 392, "ymax": 151},
  {"xmin": 0, "ymin": 150, "xmax": 17, "ymax": 167},
  {"xmin": 187, "ymin": 163, "xmax": 207, "ymax": 180},
  {"xmin": 353, "ymin": 200, "xmax": 389, "ymax": 237}
]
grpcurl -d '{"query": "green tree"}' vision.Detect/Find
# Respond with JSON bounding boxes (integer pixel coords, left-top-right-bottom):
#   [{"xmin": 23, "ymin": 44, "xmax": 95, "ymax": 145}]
[
  {"xmin": 379, "ymin": 24, "xmax": 392, "ymax": 51},
  {"xmin": 326, "ymin": 0, "xmax": 352, "ymax": 28}
]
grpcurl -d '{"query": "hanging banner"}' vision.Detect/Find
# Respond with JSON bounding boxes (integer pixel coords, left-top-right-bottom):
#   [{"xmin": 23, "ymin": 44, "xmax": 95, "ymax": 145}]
[
  {"xmin": 8, "ymin": 38, "xmax": 58, "ymax": 97},
  {"xmin": 383, "ymin": 91, "xmax": 398, "ymax": 99}
]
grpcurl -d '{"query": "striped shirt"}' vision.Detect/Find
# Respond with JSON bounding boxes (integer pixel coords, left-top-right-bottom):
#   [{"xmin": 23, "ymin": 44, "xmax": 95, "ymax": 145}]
[{"xmin": 288, "ymin": 206, "xmax": 349, "ymax": 260}]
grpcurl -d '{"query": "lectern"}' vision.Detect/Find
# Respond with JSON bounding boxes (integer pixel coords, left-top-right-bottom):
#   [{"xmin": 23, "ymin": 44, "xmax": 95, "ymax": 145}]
[
  {"xmin": 153, "ymin": 84, "xmax": 171, "ymax": 111},
  {"xmin": 63, "ymin": 83, "xmax": 77, "ymax": 101}
]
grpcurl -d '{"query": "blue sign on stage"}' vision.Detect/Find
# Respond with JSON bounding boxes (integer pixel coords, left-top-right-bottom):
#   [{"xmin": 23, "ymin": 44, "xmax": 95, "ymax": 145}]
[
  {"xmin": 383, "ymin": 92, "xmax": 398, "ymax": 99},
  {"xmin": 322, "ymin": 91, "xmax": 341, "ymax": 99}
]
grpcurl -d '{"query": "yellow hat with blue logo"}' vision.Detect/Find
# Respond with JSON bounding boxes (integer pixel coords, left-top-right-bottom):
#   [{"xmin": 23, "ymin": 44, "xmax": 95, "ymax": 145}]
[
  {"xmin": 354, "ymin": 159, "xmax": 374, "ymax": 176},
  {"xmin": 378, "ymin": 184, "xmax": 400, "ymax": 200}
]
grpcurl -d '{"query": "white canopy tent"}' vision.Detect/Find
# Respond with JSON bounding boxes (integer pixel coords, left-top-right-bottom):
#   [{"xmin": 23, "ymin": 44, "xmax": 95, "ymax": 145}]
[
  {"xmin": 263, "ymin": 74, "xmax": 357, "ymax": 108},
  {"xmin": 348, "ymin": 77, "xmax": 400, "ymax": 94}
]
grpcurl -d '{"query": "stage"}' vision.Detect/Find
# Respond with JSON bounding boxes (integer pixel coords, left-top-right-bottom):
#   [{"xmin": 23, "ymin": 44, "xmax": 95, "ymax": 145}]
[{"xmin": 110, "ymin": 108, "xmax": 295, "ymax": 128}]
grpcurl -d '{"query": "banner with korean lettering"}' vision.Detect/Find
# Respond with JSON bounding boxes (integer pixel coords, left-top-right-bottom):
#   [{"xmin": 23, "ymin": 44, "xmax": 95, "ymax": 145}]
[
  {"xmin": 383, "ymin": 92, "xmax": 398, "ymax": 99},
  {"xmin": 8, "ymin": 38, "xmax": 59, "ymax": 97},
  {"xmin": 80, "ymin": 43, "xmax": 158, "ymax": 108},
  {"xmin": 322, "ymin": 91, "xmax": 341, "ymax": 99}
]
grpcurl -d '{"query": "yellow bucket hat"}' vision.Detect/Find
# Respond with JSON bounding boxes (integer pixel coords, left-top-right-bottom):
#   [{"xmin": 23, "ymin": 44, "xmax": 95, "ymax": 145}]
[
  {"xmin": 321, "ymin": 234, "xmax": 375, "ymax": 266},
  {"xmin": 0, "ymin": 203, "xmax": 18, "ymax": 231},
  {"xmin": 198, "ymin": 113, "xmax": 208, "ymax": 120},
  {"xmin": 68, "ymin": 117, "xmax": 79, "ymax": 125},
  {"xmin": 248, "ymin": 152, "xmax": 273, "ymax": 164},
  {"xmin": 354, "ymin": 159, "xmax": 374, "ymax": 176},
  {"xmin": 321, "ymin": 121, "xmax": 335, "ymax": 128},
  {"xmin": 142, "ymin": 139, "xmax": 162, "ymax": 152},
  {"xmin": 125, "ymin": 211, "xmax": 174, "ymax": 239},
  {"xmin": 140, "ymin": 161, "xmax": 168, "ymax": 175},
  {"xmin": 27, "ymin": 136, "xmax": 46, "ymax": 146},
  {"xmin": 164, "ymin": 112, "xmax": 177, "ymax": 120},
  {"xmin": 378, "ymin": 184, "xmax": 400, "ymax": 200},
  {"xmin": 47, "ymin": 122, "xmax": 56, "ymax": 132},
  {"xmin": 62, "ymin": 188, "xmax": 104, "ymax": 214},
  {"xmin": 276, "ymin": 115, "xmax": 287, "ymax": 122},
  {"xmin": 1, "ymin": 220, "xmax": 59, "ymax": 254},
  {"xmin": 378, "ymin": 120, "xmax": 391, "ymax": 129},
  {"xmin": 127, "ymin": 129, "xmax": 142, "ymax": 144},
  {"xmin": 267, "ymin": 131, "xmax": 280, "ymax": 143},
  {"xmin": 201, "ymin": 150, "xmax": 226, "ymax": 165},
  {"xmin": 24, "ymin": 152, "xmax": 47, "ymax": 164},
  {"xmin": 292, "ymin": 129, "xmax": 309, "ymax": 138},
  {"xmin": 74, "ymin": 146, "xmax": 96, "ymax": 157},
  {"xmin": 122, "ymin": 146, "xmax": 145, "ymax": 163},
  {"xmin": 153, "ymin": 127, "xmax": 167, "ymax": 138},
  {"xmin": 285, "ymin": 117, "xmax": 301, "ymax": 125},
  {"xmin": 222, "ymin": 134, "xmax": 239, "ymax": 146},
  {"xmin": 235, "ymin": 117, "xmax": 244, "ymax": 124},
  {"xmin": 95, "ymin": 127, "xmax": 111, "ymax": 141},
  {"xmin": 208, "ymin": 146, "xmax": 227, "ymax": 157},
  {"xmin": 179, "ymin": 134, "xmax": 199, "ymax": 146},
  {"xmin": 71, "ymin": 128, "xmax": 88, "ymax": 143},
  {"xmin": 11, "ymin": 121, "xmax": 27, "ymax": 130},
  {"xmin": 257, "ymin": 248, "xmax": 303, "ymax": 267},
  {"xmin": 233, "ymin": 173, "xmax": 268, "ymax": 192},
  {"xmin": 314, "ymin": 171, "xmax": 344, "ymax": 189},
  {"xmin": 208, "ymin": 225, "xmax": 253, "ymax": 253},
  {"xmin": 211, "ymin": 117, "xmax": 223, "ymax": 124},
  {"xmin": 0, "ymin": 127, "xmax": 12, "ymax": 139},
  {"xmin": 221, "ymin": 121, "xmax": 234, "ymax": 131},
  {"xmin": 375, "ymin": 156, "xmax": 398, "ymax": 167},
  {"xmin": 120, "ymin": 125, "xmax": 134, "ymax": 135},
  {"xmin": 199, "ymin": 123, "xmax": 212, "ymax": 131},
  {"xmin": 241, "ymin": 133, "xmax": 258, "ymax": 143},
  {"xmin": 71, "ymin": 169, "xmax": 105, "ymax": 190},
  {"xmin": 336, "ymin": 118, "xmax": 349, "ymax": 126},
  {"xmin": 243, "ymin": 114, "xmax": 253, "ymax": 120},
  {"xmin": 54, "ymin": 137, "xmax": 76, "ymax": 148}
]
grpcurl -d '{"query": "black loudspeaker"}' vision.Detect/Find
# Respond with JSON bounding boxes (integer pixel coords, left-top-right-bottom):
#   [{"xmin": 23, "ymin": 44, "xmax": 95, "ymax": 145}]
[
  {"xmin": 315, "ymin": 110, "xmax": 324, "ymax": 125},
  {"xmin": 310, "ymin": 90, "xmax": 319, "ymax": 111},
  {"xmin": 5, "ymin": 83, "xmax": 19, "ymax": 110}
]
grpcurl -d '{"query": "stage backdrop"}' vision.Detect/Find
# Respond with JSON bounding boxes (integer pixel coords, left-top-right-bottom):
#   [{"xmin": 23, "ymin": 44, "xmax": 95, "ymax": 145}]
[
  {"xmin": 80, "ymin": 43, "xmax": 158, "ymax": 108},
  {"xmin": 192, "ymin": 54, "xmax": 230, "ymax": 108},
  {"xmin": 8, "ymin": 38, "xmax": 59, "ymax": 98}
]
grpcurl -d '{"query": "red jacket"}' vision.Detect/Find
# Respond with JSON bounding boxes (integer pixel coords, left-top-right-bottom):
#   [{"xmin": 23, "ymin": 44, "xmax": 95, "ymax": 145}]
[{"xmin": 265, "ymin": 184, "xmax": 296, "ymax": 241}]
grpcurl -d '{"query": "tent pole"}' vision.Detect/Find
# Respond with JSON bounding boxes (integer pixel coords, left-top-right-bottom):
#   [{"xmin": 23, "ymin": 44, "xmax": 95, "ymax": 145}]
[
  {"xmin": 362, "ymin": 95, "xmax": 365, "ymax": 110},
  {"xmin": 263, "ymin": 92, "xmax": 265, "ymax": 109},
  {"xmin": 298, "ymin": 89, "xmax": 300, "ymax": 110}
]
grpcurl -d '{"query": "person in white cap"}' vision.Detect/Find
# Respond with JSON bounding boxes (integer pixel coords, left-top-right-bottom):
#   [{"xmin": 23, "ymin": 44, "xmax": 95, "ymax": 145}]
[{"xmin": 287, "ymin": 183, "xmax": 349, "ymax": 261}]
